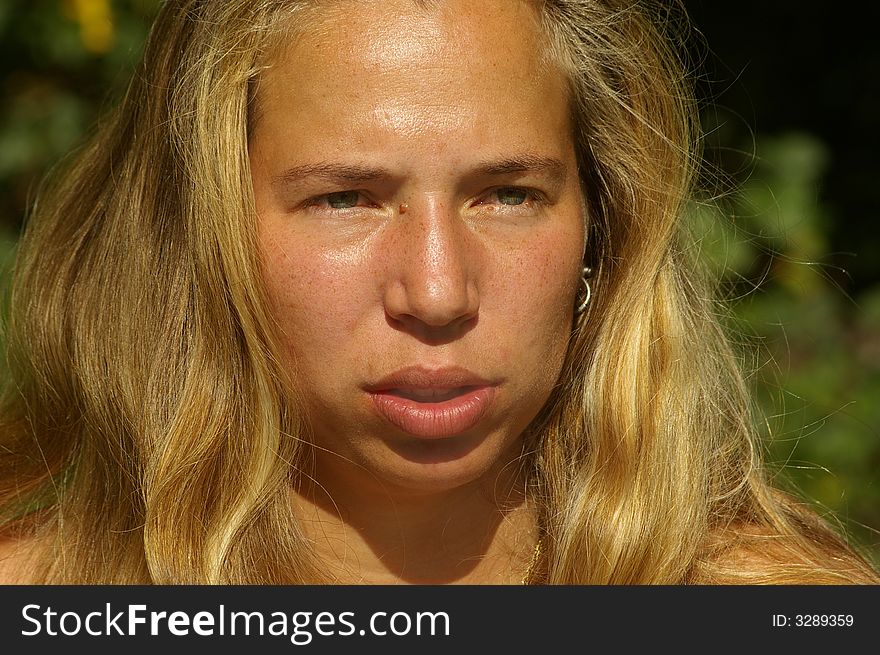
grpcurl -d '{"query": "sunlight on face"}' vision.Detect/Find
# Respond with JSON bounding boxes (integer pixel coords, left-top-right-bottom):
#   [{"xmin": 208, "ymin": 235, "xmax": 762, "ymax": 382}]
[{"xmin": 249, "ymin": 0, "xmax": 585, "ymax": 495}]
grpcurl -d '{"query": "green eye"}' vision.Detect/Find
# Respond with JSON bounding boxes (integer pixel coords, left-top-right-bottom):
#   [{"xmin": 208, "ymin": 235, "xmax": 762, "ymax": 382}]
[
  {"xmin": 497, "ymin": 187, "xmax": 528, "ymax": 205},
  {"xmin": 326, "ymin": 191, "xmax": 360, "ymax": 209}
]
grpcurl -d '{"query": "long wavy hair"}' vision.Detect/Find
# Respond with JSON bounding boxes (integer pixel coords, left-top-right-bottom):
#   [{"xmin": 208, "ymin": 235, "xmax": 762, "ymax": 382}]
[{"xmin": 1, "ymin": 0, "xmax": 876, "ymax": 584}]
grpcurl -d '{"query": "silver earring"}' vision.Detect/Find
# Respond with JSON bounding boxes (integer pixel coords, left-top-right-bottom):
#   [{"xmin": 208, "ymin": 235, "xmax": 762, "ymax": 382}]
[{"xmin": 575, "ymin": 266, "xmax": 593, "ymax": 314}]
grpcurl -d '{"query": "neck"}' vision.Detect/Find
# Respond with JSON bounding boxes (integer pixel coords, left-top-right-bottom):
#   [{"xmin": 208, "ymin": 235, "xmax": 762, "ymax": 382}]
[{"xmin": 291, "ymin": 456, "xmax": 538, "ymax": 584}]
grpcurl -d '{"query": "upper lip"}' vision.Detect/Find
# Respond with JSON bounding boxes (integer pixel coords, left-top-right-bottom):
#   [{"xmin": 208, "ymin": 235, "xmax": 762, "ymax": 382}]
[{"xmin": 363, "ymin": 365, "xmax": 493, "ymax": 393}]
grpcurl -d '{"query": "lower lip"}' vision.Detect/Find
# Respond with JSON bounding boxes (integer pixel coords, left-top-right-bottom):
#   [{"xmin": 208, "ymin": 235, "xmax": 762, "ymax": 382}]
[{"xmin": 368, "ymin": 387, "xmax": 496, "ymax": 439}]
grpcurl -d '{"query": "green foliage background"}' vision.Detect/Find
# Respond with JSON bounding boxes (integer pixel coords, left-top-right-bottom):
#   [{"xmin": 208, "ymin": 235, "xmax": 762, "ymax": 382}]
[
  {"xmin": 691, "ymin": 128, "xmax": 880, "ymax": 563},
  {"xmin": 1, "ymin": 1, "xmax": 877, "ymax": 565}
]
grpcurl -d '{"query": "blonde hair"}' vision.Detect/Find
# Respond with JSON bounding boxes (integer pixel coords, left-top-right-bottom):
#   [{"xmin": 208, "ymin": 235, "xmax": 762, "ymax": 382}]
[{"xmin": 1, "ymin": 0, "xmax": 876, "ymax": 584}]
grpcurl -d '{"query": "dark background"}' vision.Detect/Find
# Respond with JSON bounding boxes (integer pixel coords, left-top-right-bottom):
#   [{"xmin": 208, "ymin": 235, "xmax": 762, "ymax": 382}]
[
  {"xmin": 688, "ymin": 0, "xmax": 880, "ymax": 562},
  {"xmin": 687, "ymin": 0, "xmax": 880, "ymax": 291},
  {"xmin": 0, "ymin": 1, "xmax": 877, "ymax": 563}
]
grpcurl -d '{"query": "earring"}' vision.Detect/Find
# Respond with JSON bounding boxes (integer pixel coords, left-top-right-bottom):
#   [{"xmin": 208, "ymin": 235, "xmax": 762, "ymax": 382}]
[{"xmin": 575, "ymin": 266, "xmax": 593, "ymax": 314}]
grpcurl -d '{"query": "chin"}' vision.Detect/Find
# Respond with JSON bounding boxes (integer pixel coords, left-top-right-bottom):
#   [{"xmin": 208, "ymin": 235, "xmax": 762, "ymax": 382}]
[{"xmin": 365, "ymin": 430, "xmax": 523, "ymax": 495}]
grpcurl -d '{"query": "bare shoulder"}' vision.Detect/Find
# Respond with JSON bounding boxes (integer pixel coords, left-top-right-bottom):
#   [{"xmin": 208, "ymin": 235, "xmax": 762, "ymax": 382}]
[
  {"xmin": 698, "ymin": 522, "xmax": 880, "ymax": 585},
  {"xmin": 0, "ymin": 528, "xmax": 41, "ymax": 584}
]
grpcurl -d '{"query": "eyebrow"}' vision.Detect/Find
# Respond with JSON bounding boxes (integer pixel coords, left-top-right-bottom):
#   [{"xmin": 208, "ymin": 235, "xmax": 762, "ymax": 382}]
[
  {"xmin": 272, "ymin": 162, "xmax": 393, "ymax": 186},
  {"xmin": 474, "ymin": 154, "xmax": 568, "ymax": 186},
  {"xmin": 271, "ymin": 154, "xmax": 568, "ymax": 187}
]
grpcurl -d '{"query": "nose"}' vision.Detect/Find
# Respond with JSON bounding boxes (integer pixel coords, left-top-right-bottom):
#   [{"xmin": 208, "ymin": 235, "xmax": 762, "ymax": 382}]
[{"xmin": 382, "ymin": 197, "xmax": 479, "ymax": 341}]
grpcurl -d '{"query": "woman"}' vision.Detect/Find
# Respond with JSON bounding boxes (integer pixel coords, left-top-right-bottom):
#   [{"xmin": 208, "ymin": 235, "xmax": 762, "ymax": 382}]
[{"xmin": 0, "ymin": 0, "xmax": 876, "ymax": 584}]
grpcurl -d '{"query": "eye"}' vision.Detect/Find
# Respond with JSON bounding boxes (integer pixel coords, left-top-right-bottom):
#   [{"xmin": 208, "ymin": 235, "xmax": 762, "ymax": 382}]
[
  {"xmin": 473, "ymin": 186, "xmax": 544, "ymax": 212},
  {"xmin": 304, "ymin": 190, "xmax": 376, "ymax": 213},
  {"xmin": 496, "ymin": 187, "xmax": 528, "ymax": 206},
  {"xmin": 325, "ymin": 191, "xmax": 361, "ymax": 209}
]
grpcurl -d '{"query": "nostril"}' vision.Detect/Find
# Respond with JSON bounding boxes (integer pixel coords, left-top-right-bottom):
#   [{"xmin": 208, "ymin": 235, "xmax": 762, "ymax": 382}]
[
  {"xmin": 381, "ymin": 210, "xmax": 480, "ymax": 334},
  {"xmin": 383, "ymin": 274, "xmax": 479, "ymax": 328},
  {"xmin": 383, "ymin": 309, "xmax": 479, "ymax": 346}
]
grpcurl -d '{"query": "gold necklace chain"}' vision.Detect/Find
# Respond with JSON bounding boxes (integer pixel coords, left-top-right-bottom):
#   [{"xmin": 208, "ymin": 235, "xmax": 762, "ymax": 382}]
[{"xmin": 521, "ymin": 539, "xmax": 542, "ymax": 585}]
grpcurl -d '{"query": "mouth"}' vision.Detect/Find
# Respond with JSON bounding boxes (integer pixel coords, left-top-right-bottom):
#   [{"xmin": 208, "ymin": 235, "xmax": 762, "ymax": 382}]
[
  {"xmin": 364, "ymin": 367, "xmax": 498, "ymax": 439},
  {"xmin": 384, "ymin": 385, "xmax": 483, "ymax": 403}
]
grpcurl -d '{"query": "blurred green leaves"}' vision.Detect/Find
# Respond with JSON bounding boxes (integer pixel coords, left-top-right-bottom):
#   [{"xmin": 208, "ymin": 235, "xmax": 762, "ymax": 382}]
[
  {"xmin": 0, "ymin": 0, "xmax": 158, "ymax": 238},
  {"xmin": 692, "ymin": 132, "xmax": 880, "ymax": 563}
]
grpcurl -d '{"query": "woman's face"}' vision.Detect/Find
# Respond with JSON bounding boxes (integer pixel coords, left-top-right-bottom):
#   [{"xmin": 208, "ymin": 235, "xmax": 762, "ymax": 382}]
[{"xmin": 250, "ymin": 0, "xmax": 585, "ymax": 494}]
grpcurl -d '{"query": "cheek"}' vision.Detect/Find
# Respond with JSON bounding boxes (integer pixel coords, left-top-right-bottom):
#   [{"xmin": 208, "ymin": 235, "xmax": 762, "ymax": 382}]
[
  {"xmin": 512, "ymin": 220, "xmax": 582, "ymax": 313},
  {"xmin": 491, "ymin": 227, "xmax": 583, "ymax": 366},
  {"xmin": 259, "ymin": 228, "xmax": 366, "ymax": 351}
]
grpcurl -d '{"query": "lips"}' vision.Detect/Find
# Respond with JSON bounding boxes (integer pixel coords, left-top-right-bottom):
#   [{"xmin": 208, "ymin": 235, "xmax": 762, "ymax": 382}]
[{"xmin": 364, "ymin": 366, "xmax": 497, "ymax": 439}]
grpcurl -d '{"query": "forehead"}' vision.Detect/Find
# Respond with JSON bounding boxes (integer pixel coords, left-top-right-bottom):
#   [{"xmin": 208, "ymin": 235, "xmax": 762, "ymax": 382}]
[
  {"xmin": 252, "ymin": 0, "xmax": 571, "ymax": 153},
  {"xmin": 282, "ymin": 0, "xmax": 550, "ymax": 74}
]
